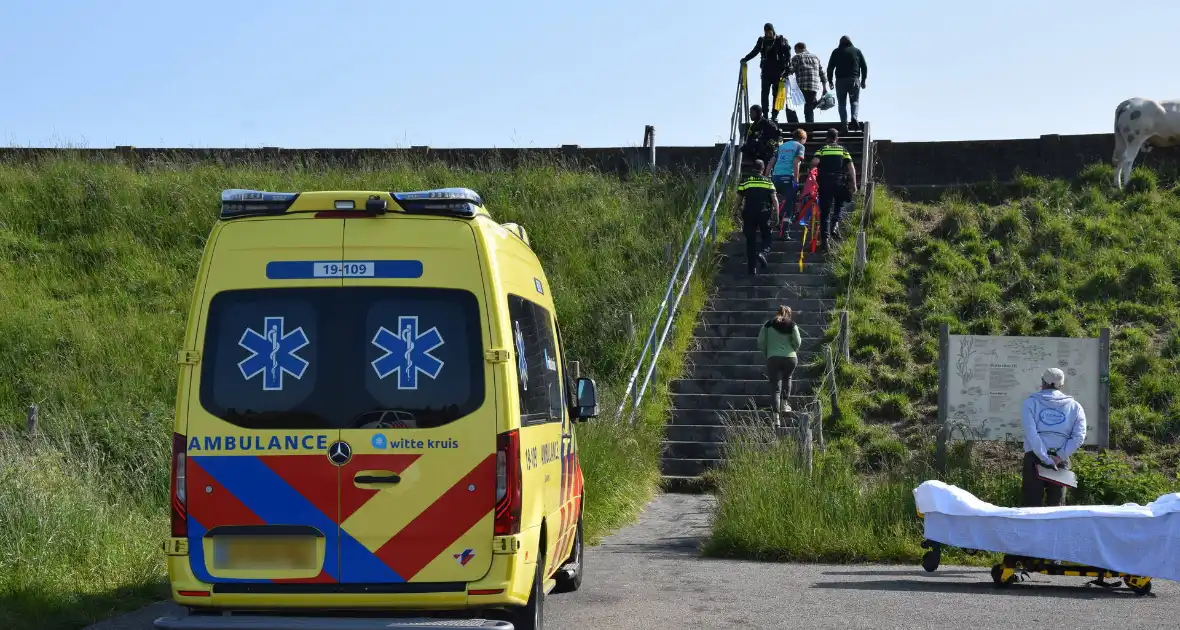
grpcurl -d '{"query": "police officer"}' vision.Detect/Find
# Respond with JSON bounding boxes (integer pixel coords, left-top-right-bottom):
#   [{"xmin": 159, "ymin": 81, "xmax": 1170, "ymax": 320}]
[
  {"xmin": 809, "ymin": 128, "xmax": 858, "ymax": 252},
  {"xmin": 735, "ymin": 160, "xmax": 778, "ymax": 275}
]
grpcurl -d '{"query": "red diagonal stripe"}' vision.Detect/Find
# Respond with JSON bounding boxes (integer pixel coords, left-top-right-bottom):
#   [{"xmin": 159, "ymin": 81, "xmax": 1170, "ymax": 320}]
[
  {"xmin": 575, "ymin": 459, "xmax": 584, "ymax": 509},
  {"xmin": 190, "ymin": 457, "xmax": 336, "ymax": 584},
  {"xmin": 373, "ymin": 454, "xmax": 496, "ymax": 580},
  {"xmin": 259, "ymin": 455, "xmax": 339, "ymax": 523},
  {"xmin": 188, "ymin": 458, "xmax": 265, "ymax": 528},
  {"xmin": 339, "ymin": 454, "xmax": 421, "ymax": 523}
]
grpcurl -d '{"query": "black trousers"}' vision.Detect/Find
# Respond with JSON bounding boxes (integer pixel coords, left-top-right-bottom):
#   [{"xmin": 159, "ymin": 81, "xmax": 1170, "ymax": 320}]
[
  {"xmin": 1021, "ymin": 451, "xmax": 1068, "ymax": 507},
  {"xmin": 742, "ymin": 208, "xmax": 771, "ymax": 273},
  {"xmin": 816, "ymin": 183, "xmax": 850, "ymax": 247},
  {"xmin": 760, "ymin": 70, "xmax": 798, "ymax": 122},
  {"xmin": 802, "ymin": 89, "xmax": 819, "ymax": 123}
]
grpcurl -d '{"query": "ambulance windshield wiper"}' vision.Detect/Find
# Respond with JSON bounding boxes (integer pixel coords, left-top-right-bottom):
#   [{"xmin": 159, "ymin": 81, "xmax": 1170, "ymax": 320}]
[
  {"xmin": 353, "ymin": 404, "xmax": 467, "ymax": 429},
  {"xmin": 351, "ymin": 408, "xmax": 419, "ymax": 429}
]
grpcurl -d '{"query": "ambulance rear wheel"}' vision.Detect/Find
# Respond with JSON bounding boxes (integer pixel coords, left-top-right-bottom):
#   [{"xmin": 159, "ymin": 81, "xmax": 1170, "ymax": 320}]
[
  {"xmin": 511, "ymin": 547, "xmax": 545, "ymax": 630},
  {"xmin": 553, "ymin": 513, "xmax": 584, "ymax": 593}
]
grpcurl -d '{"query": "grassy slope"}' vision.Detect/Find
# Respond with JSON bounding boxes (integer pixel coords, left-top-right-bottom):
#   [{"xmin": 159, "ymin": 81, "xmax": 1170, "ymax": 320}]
[
  {"xmin": 0, "ymin": 156, "xmax": 720, "ymax": 629},
  {"xmin": 707, "ymin": 165, "xmax": 1180, "ymax": 563}
]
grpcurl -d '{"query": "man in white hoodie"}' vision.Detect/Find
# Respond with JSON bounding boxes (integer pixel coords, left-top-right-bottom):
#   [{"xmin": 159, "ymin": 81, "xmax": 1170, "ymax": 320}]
[{"xmin": 1020, "ymin": 367, "xmax": 1087, "ymax": 507}]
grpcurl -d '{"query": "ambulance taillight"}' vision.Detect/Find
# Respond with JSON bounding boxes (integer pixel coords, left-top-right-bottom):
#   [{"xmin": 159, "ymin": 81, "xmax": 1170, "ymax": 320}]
[
  {"xmin": 494, "ymin": 430, "xmax": 522, "ymax": 536},
  {"xmin": 170, "ymin": 432, "xmax": 187, "ymax": 537}
]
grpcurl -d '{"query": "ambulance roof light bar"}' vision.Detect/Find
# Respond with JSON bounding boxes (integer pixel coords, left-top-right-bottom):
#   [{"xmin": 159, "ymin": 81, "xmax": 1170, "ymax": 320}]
[
  {"xmin": 392, "ymin": 187, "xmax": 485, "ymax": 219},
  {"xmin": 218, "ymin": 187, "xmax": 486, "ymax": 220},
  {"xmin": 220, "ymin": 189, "xmax": 300, "ymax": 219}
]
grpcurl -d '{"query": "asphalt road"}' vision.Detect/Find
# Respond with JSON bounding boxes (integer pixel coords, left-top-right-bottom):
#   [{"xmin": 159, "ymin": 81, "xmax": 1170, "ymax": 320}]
[{"xmin": 87, "ymin": 494, "xmax": 1179, "ymax": 630}]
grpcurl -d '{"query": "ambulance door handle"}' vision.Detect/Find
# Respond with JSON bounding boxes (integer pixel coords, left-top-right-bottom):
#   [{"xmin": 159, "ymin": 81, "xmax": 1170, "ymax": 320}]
[{"xmin": 354, "ymin": 472, "xmax": 401, "ymax": 485}]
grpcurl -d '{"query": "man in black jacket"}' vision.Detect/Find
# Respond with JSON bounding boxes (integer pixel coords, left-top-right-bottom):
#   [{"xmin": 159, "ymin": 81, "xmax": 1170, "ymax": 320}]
[
  {"xmin": 827, "ymin": 36, "xmax": 868, "ymax": 132},
  {"xmin": 740, "ymin": 23, "xmax": 795, "ymax": 122},
  {"xmin": 741, "ymin": 105, "xmax": 780, "ymax": 175}
]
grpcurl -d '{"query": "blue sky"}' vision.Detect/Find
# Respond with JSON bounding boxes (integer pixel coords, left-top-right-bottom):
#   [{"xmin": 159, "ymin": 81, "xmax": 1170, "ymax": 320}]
[{"xmin": 2, "ymin": 0, "xmax": 1177, "ymax": 148}]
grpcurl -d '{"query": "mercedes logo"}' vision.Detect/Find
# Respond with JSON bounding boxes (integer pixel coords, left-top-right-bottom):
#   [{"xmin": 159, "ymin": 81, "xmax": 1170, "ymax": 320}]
[{"xmin": 327, "ymin": 441, "xmax": 352, "ymax": 466}]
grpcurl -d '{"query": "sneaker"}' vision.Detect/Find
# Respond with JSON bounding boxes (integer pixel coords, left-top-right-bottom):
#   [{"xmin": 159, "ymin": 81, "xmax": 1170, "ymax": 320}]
[{"xmin": 758, "ymin": 252, "xmax": 769, "ymax": 270}]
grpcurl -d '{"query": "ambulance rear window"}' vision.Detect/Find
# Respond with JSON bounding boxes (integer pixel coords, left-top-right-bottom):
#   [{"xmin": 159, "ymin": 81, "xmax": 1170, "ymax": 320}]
[{"xmin": 198, "ymin": 287, "xmax": 484, "ymax": 429}]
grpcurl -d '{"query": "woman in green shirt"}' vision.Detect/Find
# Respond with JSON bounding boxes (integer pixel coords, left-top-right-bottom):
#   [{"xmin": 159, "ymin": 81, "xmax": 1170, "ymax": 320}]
[{"xmin": 757, "ymin": 305, "xmax": 802, "ymax": 425}]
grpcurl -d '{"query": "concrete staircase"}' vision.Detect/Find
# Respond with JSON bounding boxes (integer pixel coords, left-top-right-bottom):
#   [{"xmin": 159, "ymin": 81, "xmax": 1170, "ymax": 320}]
[{"xmin": 661, "ymin": 222, "xmax": 838, "ymax": 481}]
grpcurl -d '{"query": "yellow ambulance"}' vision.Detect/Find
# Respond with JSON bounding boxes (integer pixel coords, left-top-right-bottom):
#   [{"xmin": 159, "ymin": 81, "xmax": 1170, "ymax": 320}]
[{"xmin": 157, "ymin": 187, "xmax": 599, "ymax": 630}]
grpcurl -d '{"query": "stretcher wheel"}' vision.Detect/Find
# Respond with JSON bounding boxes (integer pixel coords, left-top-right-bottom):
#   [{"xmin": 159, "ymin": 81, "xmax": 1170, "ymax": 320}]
[
  {"xmin": 921, "ymin": 548, "xmax": 940, "ymax": 572},
  {"xmin": 1129, "ymin": 580, "xmax": 1152, "ymax": 596},
  {"xmin": 991, "ymin": 563, "xmax": 1015, "ymax": 587}
]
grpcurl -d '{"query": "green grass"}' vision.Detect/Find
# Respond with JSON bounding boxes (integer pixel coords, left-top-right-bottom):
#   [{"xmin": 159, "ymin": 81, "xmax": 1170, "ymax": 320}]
[
  {"xmin": 0, "ymin": 155, "xmax": 722, "ymax": 629},
  {"xmin": 707, "ymin": 165, "xmax": 1180, "ymax": 563}
]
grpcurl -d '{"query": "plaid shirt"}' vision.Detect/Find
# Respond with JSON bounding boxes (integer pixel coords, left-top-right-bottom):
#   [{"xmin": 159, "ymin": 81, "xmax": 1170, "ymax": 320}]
[{"xmin": 789, "ymin": 50, "xmax": 825, "ymax": 93}]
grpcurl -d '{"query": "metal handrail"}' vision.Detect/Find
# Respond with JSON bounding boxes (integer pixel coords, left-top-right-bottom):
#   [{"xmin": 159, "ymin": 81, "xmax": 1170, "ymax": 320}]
[{"xmin": 615, "ymin": 67, "xmax": 749, "ymax": 424}]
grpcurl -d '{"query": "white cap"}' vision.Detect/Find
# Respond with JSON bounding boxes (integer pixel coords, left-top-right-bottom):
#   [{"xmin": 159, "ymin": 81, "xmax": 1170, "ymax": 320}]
[{"xmin": 1042, "ymin": 368, "xmax": 1065, "ymax": 388}]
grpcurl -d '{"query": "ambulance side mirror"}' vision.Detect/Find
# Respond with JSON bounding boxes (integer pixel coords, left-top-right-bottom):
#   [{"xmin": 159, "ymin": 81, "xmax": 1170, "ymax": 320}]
[{"xmin": 572, "ymin": 377, "xmax": 599, "ymax": 421}]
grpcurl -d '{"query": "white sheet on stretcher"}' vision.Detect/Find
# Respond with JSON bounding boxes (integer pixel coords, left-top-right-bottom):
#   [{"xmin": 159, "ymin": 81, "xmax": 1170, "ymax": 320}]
[{"xmin": 914, "ymin": 480, "xmax": 1180, "ymax": 582}]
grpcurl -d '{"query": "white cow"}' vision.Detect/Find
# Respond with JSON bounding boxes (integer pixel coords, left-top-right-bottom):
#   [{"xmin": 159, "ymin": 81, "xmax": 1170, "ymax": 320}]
[{"xmin": 1113, "ymin": 97, "xmax": 1180, "ymax": 189}]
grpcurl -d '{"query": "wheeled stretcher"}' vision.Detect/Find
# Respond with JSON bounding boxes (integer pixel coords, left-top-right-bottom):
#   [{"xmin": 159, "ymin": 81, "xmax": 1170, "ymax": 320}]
[{"xmin": 913, "ymin": 480, "xmax": 1180, "ymax": 595}]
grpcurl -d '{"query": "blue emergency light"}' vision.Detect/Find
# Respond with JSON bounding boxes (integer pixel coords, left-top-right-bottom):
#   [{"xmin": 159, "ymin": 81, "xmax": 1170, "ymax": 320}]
[
  {"xmin": 392, "ymin": 188, "xmax": 484, "ymax": 218},
  {"xmin": 220, "ymin": 189, "xmax": 300, "ymax": 219}
]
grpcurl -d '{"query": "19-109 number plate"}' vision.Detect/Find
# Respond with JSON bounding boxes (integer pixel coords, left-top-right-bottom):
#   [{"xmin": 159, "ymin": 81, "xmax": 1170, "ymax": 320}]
[{"xmin": 313, "ymin": 262, "xmax": 375, "ymax": 277}]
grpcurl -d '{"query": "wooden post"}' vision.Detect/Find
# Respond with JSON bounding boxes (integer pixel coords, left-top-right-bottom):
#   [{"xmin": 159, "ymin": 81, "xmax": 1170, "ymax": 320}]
[
  {"xmin": 643, "ymin": 125, "xmax": 657, "ymax": 173},
  {"xmin": 1098, "ymin": 327, "xmax": 1111, "ymax": 449},
  {"xmin": 625, "ymin": 312, "xmax": 636, "ymax": 344},
  {"xmin": 27, "ymin": 404, "xmax": 38, "ymax": 436},
  {"xmin": 800, "ymin": 412, "xmax": 814, "ymax": 475},
  {"xmin": 663, "ymin": 243, "xmax": 672, "ymax": 264},
  {"xmin": 839, "ymin": 311, "xmax": 850, "ymax": 362},
  {"xmin": 935, "ymin": 323, "xmax": 951, "ymax": 474},
  {"xmin": 569, "ymin": 361, "xmax": 580, "ymax": 380},
  {"xmin": 855, "ymin": 230, "xmax": 868, "ymax": 272},
  {"xmin": 825, "ymin": 346, "xmax": 838, "ymax": 415}
]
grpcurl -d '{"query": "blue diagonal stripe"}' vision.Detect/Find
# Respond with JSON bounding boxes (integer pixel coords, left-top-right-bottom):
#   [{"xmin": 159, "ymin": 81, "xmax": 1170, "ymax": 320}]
[
  {"xmin": 196, "ymin": 455, "xmax": 340, "ymax": 581},
  {"xmin": 339, "ymin": 529, "xmax": 405, "ymax": 583}
]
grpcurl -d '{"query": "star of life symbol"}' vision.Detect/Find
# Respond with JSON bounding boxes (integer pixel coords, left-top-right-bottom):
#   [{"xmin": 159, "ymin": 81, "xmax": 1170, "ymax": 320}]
[
  {"xmin": 238, "ymin": 316, "xmax": 309, "ymax": 391},
  {"xmin": 514, "ymin": 320, "xmax": 528, "ymax": 390},
  {"xmin": 371, "ymin": 316, "xmax": 445, "ymax": 390}
]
